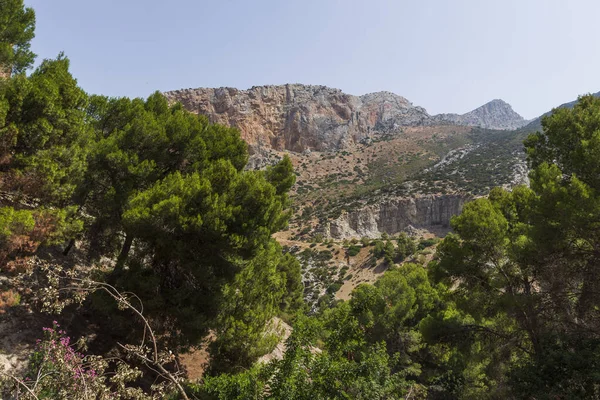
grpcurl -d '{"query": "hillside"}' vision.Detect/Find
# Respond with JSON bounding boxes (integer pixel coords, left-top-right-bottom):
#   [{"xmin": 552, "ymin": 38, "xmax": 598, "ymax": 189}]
[
  {"xmin": 4, "ymin": 1, "xmax": 600, "ymax": 398},
  {"xmin": 522, "ymin": 90, "xmax": 600, "ymax": 132},
  {"xmin": 165, "ymin": 85, "xmax": 533, "ymax": 241}
]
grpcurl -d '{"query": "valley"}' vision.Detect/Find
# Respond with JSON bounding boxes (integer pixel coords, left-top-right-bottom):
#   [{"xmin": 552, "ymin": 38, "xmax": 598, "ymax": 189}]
[
  {"xmin": 166, "ymin": 84, "xmax": 532, "ymax": 240},
  {"xmin": 2, "ymin": 2, "xmax": 600, "ymax": 396},
  {"xmin": 165, "ymin": 83, "xmax": 537, "ymax": 311}
]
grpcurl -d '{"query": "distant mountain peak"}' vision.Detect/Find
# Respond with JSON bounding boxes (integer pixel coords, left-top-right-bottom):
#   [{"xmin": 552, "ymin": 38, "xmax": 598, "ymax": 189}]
[
  {"xmin": 475, "ymin": 98, "xmax": 515, "ymax": 113},
  {"xmin": 433, "ymin": 99, "xmax": 528, "ymax": 131},
  {"xmin": 487, "ymin": 98, "xmax": 509, "ymax": 105}
]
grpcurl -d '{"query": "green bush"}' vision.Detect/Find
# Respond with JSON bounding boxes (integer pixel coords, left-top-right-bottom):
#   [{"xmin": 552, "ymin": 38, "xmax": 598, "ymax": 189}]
[
  {"xmin": 418, "ymin": 238, "xmax": 439, "ymax": 250},
  {"xmin": 347, "ymin": 245, "xmax": 361, "ymax": 257},
  {"xmin": 326, "ymin": 282, "xmax": 342, "ymax": 295}
]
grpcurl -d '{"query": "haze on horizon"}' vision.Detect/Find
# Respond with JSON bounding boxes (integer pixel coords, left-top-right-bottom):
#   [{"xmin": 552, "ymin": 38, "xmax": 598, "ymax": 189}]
[{"xmin": 24, "ymin": 0, "xmax": 600, "ymax": 120}]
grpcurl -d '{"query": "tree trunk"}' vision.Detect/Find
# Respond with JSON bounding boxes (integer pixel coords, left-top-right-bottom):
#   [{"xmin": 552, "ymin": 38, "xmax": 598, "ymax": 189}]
[
  {"xmin": 62, "ymin": 238, "xmax": 76, "ymax": 256},
  {"xmin": 61, "ymin": 203, "xmax": 86, "ymax": 257},
  {"xmin": 109, "ymin": 234, "xmax": 133, "ymax": 283}
]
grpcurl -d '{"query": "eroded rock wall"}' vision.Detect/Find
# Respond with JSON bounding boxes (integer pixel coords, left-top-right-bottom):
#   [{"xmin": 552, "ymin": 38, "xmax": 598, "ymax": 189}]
[
  {"xmin": 325, "ymin": 194, "xmax": 472, "ymax": 239},
  {"xmin": 164, "ymin": 85, "xmax": 430, "ymax": 153}
]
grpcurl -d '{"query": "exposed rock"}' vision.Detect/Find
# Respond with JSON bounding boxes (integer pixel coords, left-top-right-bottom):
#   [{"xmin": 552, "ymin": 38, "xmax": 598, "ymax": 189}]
[
  {"xmin": 165, "ymin": 85, "xmax": 529, "ymax": 154},
  {"xmin": 434, "ymin": 99, "xmax": 529, "ymax": 130},
  {"xmin": 323, "ymin": 194, "xmax": 472, "ymax": 239},
  {"xmin": 164, "ymin": 85, "xmax": 433, "ymax": 153}
]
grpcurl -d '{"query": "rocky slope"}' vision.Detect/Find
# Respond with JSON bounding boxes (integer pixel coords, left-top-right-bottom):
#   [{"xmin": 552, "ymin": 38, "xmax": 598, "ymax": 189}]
[
  {"xmin": 164, "ymin": 85, "xmax": 430, "ymax": 153},
  {"xmin": 323, "ymin": 194, "xmax": 471, "ymax": 239},
  {"xmin": 433, "ymin": 99, "xmax": 529, "ymax": 130},
  {"xmin": 163, "ymin": 85, "xmax": 527, "ymax": 153}
]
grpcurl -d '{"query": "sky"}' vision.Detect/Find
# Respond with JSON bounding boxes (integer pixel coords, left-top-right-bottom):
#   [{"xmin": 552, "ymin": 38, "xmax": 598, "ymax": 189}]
[{"xmin": 24, "ymin": 0, "xmax": 600, "ymax": 119}]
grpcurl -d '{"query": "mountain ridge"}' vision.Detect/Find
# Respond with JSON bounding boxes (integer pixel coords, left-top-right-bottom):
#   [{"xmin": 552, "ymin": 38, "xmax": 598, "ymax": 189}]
[
  {"xmin": 163, "ymin": 84, "xmax": 529, "ymax": 153},
  {"xmin": 522, "ymin": 90, "xmax": 600, "ymax": 132}
]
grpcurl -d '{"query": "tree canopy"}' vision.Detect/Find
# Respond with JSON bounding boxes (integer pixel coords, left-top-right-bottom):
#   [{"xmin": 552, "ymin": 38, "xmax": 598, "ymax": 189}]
[
  {"xmin": 0, "ymin": 0, "xmax": 36, "ymax": 75},
  {"xmin": 431, "ymin": 94, "xmax": 600, "ymax": 398}
]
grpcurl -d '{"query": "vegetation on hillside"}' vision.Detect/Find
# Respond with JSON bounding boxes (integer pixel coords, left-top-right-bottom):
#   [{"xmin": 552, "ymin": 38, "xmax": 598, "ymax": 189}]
[{"xmin": 1, "ymin": 2, "xmax": 600, "ymax": 399}]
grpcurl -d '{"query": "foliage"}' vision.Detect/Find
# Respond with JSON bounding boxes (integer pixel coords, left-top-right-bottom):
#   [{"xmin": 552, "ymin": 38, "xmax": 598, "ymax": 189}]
[
  {"xmin": 0, "ymin": 288, "xmax": 20, "ymax": 313},
  {"xmin": 396, "ymin": 233, "xmax": 417, "ymax": 261},
  {"xmin": 1, "ymin": 322, "xmax": 160, "ymax": 399},
  {"xmin": 430, "ymin": 94, "xmax": 600, "ymax": 397},
  {"xmin": 0, "ymin": 0, "xmax": 36, "ymax": 74},
  {"xmin": 193, "ymin": 316, "xmax": 425, "ymax": 400},
  {"xmin": 347, "ymin": 244, "xmax": 361, "ymax": 257},
  {"xmin": 1, "ymin": 54, "xmax": 90, "ymax": 204},
  {"xmin": 277, "ymin": 252, "xmax": 305, "ymax": 314},
  {"xmin": 0, "ymin": 206, "xmax": 82, "ymax": 271},
  {"xmin": 9, "ymin": 3, "xmax": 600, "ymax": 398},
  {"xmin": 371, "ymin": 237, "xmax": 416, "ymax": 265},
  {"xmin": 57, "ymin": 91, "xmax": 300, "ymax": 370}
]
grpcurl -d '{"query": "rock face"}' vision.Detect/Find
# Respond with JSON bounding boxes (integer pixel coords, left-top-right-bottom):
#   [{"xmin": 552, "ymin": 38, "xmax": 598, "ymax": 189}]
[
  {"xmin": 434, "ymin": 99, "xmax": 529, "ymax": 130},
  {"xmin": 164, "ymin": 85, "xmax": 526, "ymax": 153},
  {"xmin": 164, "ymin": 85, "xmax": 430, "ymax": 153},
  {"xmin": 324, "ymin": 194, "xmax": 471, "ymax": 239}
]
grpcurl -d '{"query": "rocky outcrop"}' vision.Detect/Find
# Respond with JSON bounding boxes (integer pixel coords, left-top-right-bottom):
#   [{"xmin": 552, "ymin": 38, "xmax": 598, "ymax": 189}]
[
  {"xmin": 324, "ymin": 194, "xmax": 471, "ymax": 239},
  {"xmin": 164, "ymin": 85, "xmax": 431, "ymax": 153},
  {"xmin": 164, "ymin": 85, "xmax": 527, "ymax": 153},
  {"xmin": 434, "ymin": 99, "xmax": 529, "ymax": 130}
]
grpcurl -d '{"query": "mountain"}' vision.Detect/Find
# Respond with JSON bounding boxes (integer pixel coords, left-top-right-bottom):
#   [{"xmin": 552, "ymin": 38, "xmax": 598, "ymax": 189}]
[
  {"xmin": 163, "ymin": 85, "xmax": 528, "ymax": 153},
  {"xmin": 164, "ymin": 84, "xmax": 535, "ymax": 241},
  {"xmin": 433, "ymin": 99, "xmax": 529, "ymax": 130},
  {"xmin": 164, "ymin": 85, "xmax": 429, "ymax": 153}
]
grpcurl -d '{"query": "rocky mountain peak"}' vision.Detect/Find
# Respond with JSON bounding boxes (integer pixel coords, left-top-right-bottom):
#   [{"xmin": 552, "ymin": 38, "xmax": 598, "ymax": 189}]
[
  {"xmin": 472, "ymin": 99, "xmax": 518, "ymax": 118},
  {"xmin": 359, "ymin": 91, "xmax": 412, "ymax": 106},
  {"xmin": 433, "ymin": 99, "xmax": 528, "ymax": 130},
  {"xmin": 465, "ymin": 99, "xmax": 527, "ymax": 130},
  {"xmin": 487, "ymin": 98, "xmax": 510, "ymax": 106}
]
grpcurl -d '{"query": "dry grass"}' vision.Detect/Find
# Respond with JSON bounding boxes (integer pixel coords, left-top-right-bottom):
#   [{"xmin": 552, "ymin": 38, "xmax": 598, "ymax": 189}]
[{"xmin": 0, "ymin": 290, "xmax": 20, "ymax": 314}]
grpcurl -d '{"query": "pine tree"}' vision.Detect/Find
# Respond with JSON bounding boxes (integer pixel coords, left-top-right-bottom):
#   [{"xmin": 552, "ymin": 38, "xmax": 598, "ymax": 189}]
[{"xmin": 0, "ymin": 0, "xmax": 36, "ymax": 76}]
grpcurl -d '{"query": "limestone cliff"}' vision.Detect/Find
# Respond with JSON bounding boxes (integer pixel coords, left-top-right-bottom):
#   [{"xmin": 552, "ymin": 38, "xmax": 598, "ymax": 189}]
[
  {"xmin": 164, "ymin": 85, "xmax": 526, "ymax": 153},
  {"xmin": 323, "ymin": 194, "xmax": 471, "ymax": 239},
  {"xmin": 163, "ymin": 85, "xmax": 430, "ymax": 153}
]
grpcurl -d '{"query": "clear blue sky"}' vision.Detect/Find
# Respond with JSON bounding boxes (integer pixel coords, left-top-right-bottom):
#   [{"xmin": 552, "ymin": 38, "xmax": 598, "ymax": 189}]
[{"xmin": 24, "ymin": 0, "xmax": 600, "ymax": 119}]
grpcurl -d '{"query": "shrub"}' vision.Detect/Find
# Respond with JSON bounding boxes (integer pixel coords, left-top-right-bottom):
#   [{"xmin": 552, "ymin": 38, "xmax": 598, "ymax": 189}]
[
  {"xmin": 2, "ymin": 322, "xmax": 154, "ymax": 399},
  {"xmin": 326, "ymin": 282, "xmax": 342, "ymax": 295},
  {"xmin": 347, "ymin": 245, "xmax": 361, "ymax": 257},
  {"xmin": 418, "ymin": 238, "xmax": 439, "ymax": 250},
  {"xmin": 0, "ymin": 289, "xmax": 20, "ymax": 314}
]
